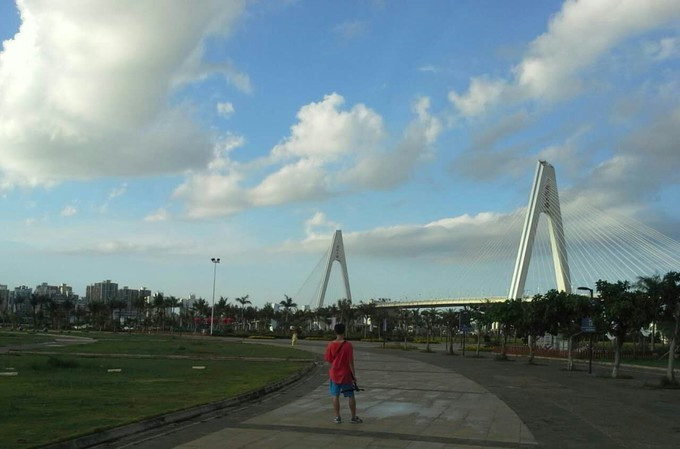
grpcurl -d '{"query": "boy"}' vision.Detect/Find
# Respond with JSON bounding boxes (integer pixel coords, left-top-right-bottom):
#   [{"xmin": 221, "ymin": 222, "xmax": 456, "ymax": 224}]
[{"xmin": 324, "ymin": 323, "xmax": 362, "ymax": 424}]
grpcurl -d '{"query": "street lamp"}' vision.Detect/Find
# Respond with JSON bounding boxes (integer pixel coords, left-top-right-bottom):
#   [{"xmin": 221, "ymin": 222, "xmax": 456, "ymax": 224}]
[
  {"xmin": 577, "ymin": 286, "xmax": 595, "ymax": 374},
  {"xmin": 210, "ymin": 257, "xmax": 220, "ymax": 335}
]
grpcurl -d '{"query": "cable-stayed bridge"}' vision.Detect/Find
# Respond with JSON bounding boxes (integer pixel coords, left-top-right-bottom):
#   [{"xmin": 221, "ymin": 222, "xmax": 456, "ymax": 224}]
[{"xmin": 294, "ymin": 161, "xmax": 680, "ymax": 310}]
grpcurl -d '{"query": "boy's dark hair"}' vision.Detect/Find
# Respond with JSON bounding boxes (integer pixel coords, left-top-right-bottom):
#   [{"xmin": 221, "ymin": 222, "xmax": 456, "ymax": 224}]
[{"xmin": 334, "ymin": 323, "xmax": 346, "ymax": 335}]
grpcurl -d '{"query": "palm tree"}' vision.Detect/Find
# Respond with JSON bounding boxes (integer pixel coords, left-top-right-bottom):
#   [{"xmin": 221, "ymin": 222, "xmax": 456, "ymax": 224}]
[
  {"xmin": 356, "ymin": 302, "xmax": 376, "ymax": 338},
  {"xmin": 165, "ymin": 296, "xmax": 181, "ymax": 331},
  {"xmin": 46, "ymin": 298, "xmax": 59, "ymax": 330},
  {"xmin": 152, "ymin": 292, "xmax": 165, "ymax": 331},
  {"xmin": 191, "ymin": 298, "xmax": 210, "ymax": 331},
  {"xmin": 421, "ymin": 308, "xmax": 440, "ymax": 352},
  {"xmin": 109, "ymin": 299, "xmax": 127, "ymax": 332},
  {"xmin": 259, "ymin": 303, "xmax": 275, "ymax": 332},
  {"xmin": 337, "ymin": 298, "xmax": 355, "ymax": 334},
  {"xmin": 29, "ymin": 293, "xmax": 45, "ymax": 329},
  {"xmin": 235, "ymin": 295, "xmax": 252, "ymax": 331},
  {"xmin": 87, "ymin": 300, "xmax": 106, "ymax": 331},
  {"xmin": 279, "ymin": 295, "xmax": 297, "ymax": 329},
  {"xmin": 62, "ymin": 298, "xmax": 74, "ymax": 329},
  {"xmin": 440, "ymin": 309, "xmax": 459, "ymax": 355},
  {"xmin": 215, "ymin": 296, "xmax": 229, "ymax": 330},
  {"xmin": 132, "ymin": 295, "xmax": 148, "ymax": 329}
]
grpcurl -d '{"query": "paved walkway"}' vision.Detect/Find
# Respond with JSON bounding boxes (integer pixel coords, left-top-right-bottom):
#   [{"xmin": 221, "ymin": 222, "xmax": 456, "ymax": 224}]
[{"xmin": 172, "ymin": 341, "xmax": 536, "ymax": 449}]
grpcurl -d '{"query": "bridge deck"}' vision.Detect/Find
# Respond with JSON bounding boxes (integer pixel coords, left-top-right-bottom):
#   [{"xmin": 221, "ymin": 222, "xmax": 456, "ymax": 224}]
[{"xmin": 373, "ymin": 296, "xmax": 507, "ymax": 308}]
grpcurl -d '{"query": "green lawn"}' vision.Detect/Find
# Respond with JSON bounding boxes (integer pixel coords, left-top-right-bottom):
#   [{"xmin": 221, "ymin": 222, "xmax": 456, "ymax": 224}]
[
  {"xmin": 0, "ymin": 332, "xmax": 55, "ymax": 347},
  {"xmin": 31, "ymin": 332, "xmax": 310, "ymax": 359},
  {"xmin": 0, "ymin": 333, "xmax": 313, "ymax": 449}
]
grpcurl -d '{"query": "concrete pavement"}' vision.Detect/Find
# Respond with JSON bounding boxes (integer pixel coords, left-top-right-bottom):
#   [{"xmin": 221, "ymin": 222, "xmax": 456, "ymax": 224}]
[{"xmin": 172, "ymin": 341, "xmax": 536, "ymax": 449}]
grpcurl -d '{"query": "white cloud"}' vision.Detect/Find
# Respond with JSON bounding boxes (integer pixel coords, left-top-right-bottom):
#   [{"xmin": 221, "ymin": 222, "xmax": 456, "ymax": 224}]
[
  {"xmin": 60, "ymin": 205, "xmax": 77, "ymax": 217},
  {"xmin": 108, "ymin": 183, "xmax": 128, "ymax": 200},
  {"xmin": 645, "ymin": 36, "xmax": 680, "ymax": 61},
  {"xmin": 0, "ymin": 0, "xmax": 246, "ymax": 187},
  {"xmin": 418, "ymin": 65, "xmax": 439, "ymax": 74},
  {"xmin": 573, "ymin": 107, "xmax": 680, "ymax": 208},
  {"xmin": 217, "ymin": 101, "xmax": 235, "ymax": 118},
  {"xmin": 99, "ymin": 182, "xmax": 128, "ymax": 213},
  {"xmin": 251, "ymin": 159, "xmax": 329, "ymax": 206},
  {"xmin": 449, "ymin": 77, "xmax": 508, "ymax": 117},
  {"xmin": 280, "ymin": 210, "xmax": 521, "ymax": 261},
  {"xmin": 340, "ymin": 96, "xmax": 442, "ymax": 189},
  {"xmin": 449, "ymin": 0, "xmax": 680, "ymax": 116},
  {"xmin": 174, "ymin": 93, "xmax": 443, "ymax": 218},
  {"xmin": 271, "ymin": 93, "xmax": 385, "ymax": 161},
  {"xmin": 144, "ymin": 208, "xmax": 170, "ymax": 222},
  {"xmin": 304, "ymin": 212, "xmax": 340, "ymax": 240},
  {"xmin": 333, "ymin": 20, "xmax": 368, "ymax": 40}
]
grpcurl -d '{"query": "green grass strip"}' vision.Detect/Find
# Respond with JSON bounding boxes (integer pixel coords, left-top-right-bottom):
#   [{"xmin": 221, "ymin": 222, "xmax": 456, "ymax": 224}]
[
  {"xmin": 0, "ymin": 332, "xmax": 55, "ymax": 347},
  {"xmin": 0, "ymin": 353, "xmax": 308, "ymax": 449},
  {"xmin": 29, "ymin": 332, "xmax": 310, "ymax": 359}
]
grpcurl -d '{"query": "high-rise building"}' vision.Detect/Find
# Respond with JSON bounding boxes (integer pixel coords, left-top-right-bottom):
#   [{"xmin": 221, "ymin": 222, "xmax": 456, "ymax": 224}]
[
  {"xmin": 86, "ymin": 280, "xmax": 118, "ymax": 302},
  {"xmin": 35, "ymin": 282, "xmax": 60, "ymax": 297},
  {"xmin": 0, "ymin": 284, "xmax": 9, "ymax": 313},
  {"xmin": 117, "ymin": 286, "xmax": 152, "ymax": 320},
  {"xmin": 12, "ymin": 286, "xmax": 33, "ymax": 314}
]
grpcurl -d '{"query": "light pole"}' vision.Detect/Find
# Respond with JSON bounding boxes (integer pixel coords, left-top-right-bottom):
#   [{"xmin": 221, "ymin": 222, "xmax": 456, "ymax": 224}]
[
  {"xmin": 210, "ymin": 257, "xmax": 220, "ymax": 335},
  {"xmin": 577, "ymin": 286, "xmax": 594, "ymax": 374}
]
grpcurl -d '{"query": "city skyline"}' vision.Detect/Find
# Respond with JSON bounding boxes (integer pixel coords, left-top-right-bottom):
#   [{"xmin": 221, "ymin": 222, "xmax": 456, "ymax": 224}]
[{"xmin": 1, "ymin": 1, "xmax": 679, "ymax": 307}]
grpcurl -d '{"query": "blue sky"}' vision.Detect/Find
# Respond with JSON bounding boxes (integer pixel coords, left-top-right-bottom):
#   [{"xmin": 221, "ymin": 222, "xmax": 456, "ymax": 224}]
[{"xmin": 1, "ymin": 0, "xmax": 678, "ymax": 307}]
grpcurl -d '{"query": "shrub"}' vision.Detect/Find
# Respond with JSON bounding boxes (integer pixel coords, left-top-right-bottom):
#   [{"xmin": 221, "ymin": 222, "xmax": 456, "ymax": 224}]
[{"xmin": 414, "ymin": 338, "xmax": 441, "ymax": 344}]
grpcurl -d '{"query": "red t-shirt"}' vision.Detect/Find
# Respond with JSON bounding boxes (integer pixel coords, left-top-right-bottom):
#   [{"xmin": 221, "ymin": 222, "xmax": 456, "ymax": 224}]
[{"xmin": 324, "ymin": 339, "xmax": 354, "ymax": 384}]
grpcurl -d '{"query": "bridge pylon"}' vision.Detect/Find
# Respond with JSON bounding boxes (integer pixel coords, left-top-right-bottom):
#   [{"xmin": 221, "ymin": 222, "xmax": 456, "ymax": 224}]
[
  {"xmin": 508, "ymin": 160, "xmax": 571, "ymax": 299},
  {"xmin": 317, "ymin": 230, "xmax": 352, "ymax": 309}
]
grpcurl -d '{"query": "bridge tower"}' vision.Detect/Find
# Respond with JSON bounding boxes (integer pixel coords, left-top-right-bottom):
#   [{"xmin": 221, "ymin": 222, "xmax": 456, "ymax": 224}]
[
  {"xmin": 317, "ymin": 230, "xmax": 352, "ymax": 309},
  {"xmin": 508, "ymin": 161, "xmax": 571, "ymax": 299}
]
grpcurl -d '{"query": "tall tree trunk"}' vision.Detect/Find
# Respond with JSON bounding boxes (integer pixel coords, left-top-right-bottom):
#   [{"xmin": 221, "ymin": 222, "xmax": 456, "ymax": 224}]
[
  {"xmin": 476, "ymin": 329, "xmax": 481, "ymax": 357},
  {"xmin": 667, "ymin": 336, "xmax": 677, "ymax": 383},
  {"xmin": 528, "ymin": 335, "xmax": 535, "ymax": 364},
  {"xmin": 566, "ymin": 335, "xmax": 575, "ymax": 371},
  {"xmin": 612, "ymin": 337, "xmax": 623, "ymax": 378},
  {"xmin": 500, "ymin": 328, "xmax": 508, "ymax": 359},
  {"xmin": 667, "ymin": 318, "xmax": 679, "ymax": 383}
]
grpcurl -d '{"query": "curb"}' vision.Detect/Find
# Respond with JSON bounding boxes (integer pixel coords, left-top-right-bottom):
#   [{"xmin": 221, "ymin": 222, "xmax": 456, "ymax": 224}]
[{"xmin": 41, "ymin": 361, "xmax": 319, "ymax": 449}]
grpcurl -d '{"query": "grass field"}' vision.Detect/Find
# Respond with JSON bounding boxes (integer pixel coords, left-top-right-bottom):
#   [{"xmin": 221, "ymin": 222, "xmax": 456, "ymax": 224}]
[
  {"xmin": 0, "ymin": 332, "xmax": 55, "ymax": 347},
  {"xmin": 0, "ymin": 332, "xmax": 313, "ymax": 449},
  {"xmin": 28, "ymin": 331, "xmax": 310, "ymax": 359}
]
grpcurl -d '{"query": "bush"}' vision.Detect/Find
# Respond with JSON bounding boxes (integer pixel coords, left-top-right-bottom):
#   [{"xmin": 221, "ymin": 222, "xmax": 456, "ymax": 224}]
[
  {"xmin": 248, "ymin": 335, "xmax": 276, "ymax": 340},
  {"xmin": 414, "ymin": 338, "xmax": 441, "ymax": 344}
]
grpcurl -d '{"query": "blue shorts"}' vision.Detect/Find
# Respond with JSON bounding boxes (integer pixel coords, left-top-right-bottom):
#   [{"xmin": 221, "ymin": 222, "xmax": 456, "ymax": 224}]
[{"xmin": 329, "ymin": 380, "xmax": 355, "ymax": 397}]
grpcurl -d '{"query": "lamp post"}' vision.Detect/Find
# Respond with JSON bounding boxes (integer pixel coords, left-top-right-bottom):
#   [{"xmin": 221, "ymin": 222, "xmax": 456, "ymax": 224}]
[
  {"xmin": 210, "ymin": 257, "xmax": 220, "ymax": 335},
  {"xmin": 577, "ymin": 286, "xmax": 594, "ymax": 374}
]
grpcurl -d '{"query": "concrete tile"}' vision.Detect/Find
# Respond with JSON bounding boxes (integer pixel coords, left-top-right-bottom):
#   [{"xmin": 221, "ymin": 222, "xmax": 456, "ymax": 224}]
[{"xmin": 174, "ymin": 344, "xmax": 536, "ymax": 449}]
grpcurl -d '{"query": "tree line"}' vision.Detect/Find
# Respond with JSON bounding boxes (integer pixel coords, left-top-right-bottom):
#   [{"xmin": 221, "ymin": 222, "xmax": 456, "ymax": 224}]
[{"xmin": 2, "ymin": 271, "xmax": 678, "ymax": 383}]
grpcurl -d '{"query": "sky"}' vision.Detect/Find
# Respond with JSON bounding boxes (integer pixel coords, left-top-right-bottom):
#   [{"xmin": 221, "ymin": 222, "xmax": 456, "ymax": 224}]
[{"xmin": 0, "ymin": 0, "xmax": 679, "ymax": 307}]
